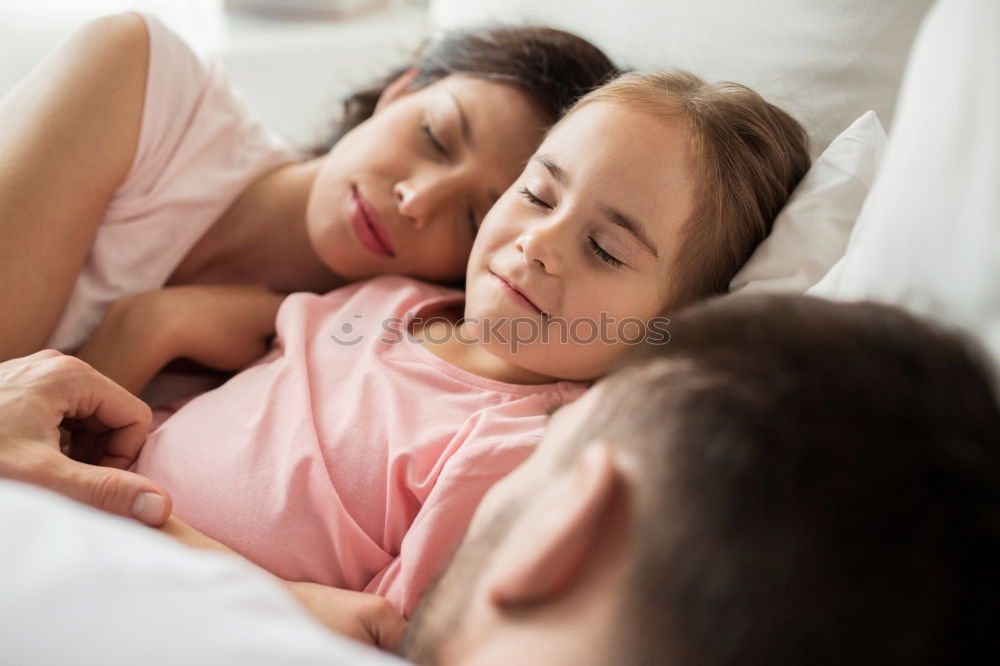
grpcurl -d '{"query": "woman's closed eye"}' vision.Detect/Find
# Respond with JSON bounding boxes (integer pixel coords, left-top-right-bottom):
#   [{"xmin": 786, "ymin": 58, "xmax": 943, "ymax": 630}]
[
  {"xmin": 421, "ymin": 123, "xmax": 448, "ymax": 158},
  {"xmin": 467, "ymin": 206, "xmax": 479, "ymax": 237},
  {"xmin": 421, "ymin": 121, "xmax": 478, "ymax": 235}
]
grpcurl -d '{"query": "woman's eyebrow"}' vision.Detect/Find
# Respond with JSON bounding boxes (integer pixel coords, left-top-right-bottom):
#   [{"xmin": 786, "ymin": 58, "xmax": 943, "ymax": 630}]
[
  {"xmin": 600, "ymin": 205, "xmax": 659, "ymax": 258},
  {"xmin": 445, "ymin": 94, "xmax": 501, "ymax": 209},
  {"xmin": 446, "ymin": 93, "xmax": 474, "ymax": 148}
]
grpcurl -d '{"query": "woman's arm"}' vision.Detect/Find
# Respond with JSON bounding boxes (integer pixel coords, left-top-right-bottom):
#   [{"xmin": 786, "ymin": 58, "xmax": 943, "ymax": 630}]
[
  {"xmin": 76, "ymin": 285, "xmax": 285, "ymax": 396},
  {"xmin": 0, "ymin": 14, "xmax": 149, "ymax": 361},
  {"xmin": 160, "ymin": 515, "xmax": 408, "ymax": 649}
]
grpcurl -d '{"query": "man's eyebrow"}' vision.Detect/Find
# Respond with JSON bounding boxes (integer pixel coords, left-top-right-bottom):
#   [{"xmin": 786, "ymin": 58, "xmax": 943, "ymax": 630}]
[
  {"xmin": 533, "ymin": 154, "xmax": 570, "ymax": 186},
  {"xmin": 447, "ymin": 93, "xmax": 473, "ymax": 148},
  {"xmin": 600, "ymin": 205, "xmax": 659, "ymax": 258}
]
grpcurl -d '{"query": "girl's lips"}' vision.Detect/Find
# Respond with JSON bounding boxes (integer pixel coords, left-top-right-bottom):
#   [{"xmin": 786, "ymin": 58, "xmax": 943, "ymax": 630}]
[
  {"xmin": 490, "ymin": 271, "xmax": 545, "ymax": 315},
  {"xmin": 350, "ymin": 187, "xmax": 395, "ymax": 258}
]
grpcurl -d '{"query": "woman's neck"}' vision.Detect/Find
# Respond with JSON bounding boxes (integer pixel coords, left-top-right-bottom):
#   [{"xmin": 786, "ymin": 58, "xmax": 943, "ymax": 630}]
[
  {"xmin": 410, "ymin": 305, "xmax": 559, "ymax": 386},
  {"xmin": 169, "ymin": 159, "xmax": 345, "ymax": 294}
]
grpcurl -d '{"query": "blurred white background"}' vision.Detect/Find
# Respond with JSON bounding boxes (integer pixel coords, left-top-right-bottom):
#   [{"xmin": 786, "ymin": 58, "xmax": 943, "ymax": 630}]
[{"xmin": 0, "ymin": 0, "xmax": 430, "ymax": 148}]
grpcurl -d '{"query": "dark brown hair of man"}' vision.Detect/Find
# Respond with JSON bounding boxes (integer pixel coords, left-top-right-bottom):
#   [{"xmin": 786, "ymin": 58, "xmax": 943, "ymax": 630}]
[{"xmin": 574, "ymin": 294, "xmax": 1000, "ymax": 666}]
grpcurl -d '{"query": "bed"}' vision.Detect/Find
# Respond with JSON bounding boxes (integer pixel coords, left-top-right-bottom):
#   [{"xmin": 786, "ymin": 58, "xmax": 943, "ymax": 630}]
[{"xmin": 3, "ymin": 0, "xmax": 998, "ymax": 663}]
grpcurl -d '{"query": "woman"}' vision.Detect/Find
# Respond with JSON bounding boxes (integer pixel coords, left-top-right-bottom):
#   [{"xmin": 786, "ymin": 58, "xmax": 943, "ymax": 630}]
[{"xmin": 0, "ymin": 13, "xmax": 617, "ymax": 362}]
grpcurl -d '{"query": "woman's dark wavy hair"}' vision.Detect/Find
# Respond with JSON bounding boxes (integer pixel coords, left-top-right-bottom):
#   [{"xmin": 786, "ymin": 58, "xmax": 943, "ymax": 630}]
[{"xmin": 312, "ymin": 25, "xmax": 619, "ymax": 156}]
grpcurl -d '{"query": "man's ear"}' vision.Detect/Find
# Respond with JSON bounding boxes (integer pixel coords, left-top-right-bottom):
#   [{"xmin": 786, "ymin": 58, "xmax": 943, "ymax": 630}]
[
  {"xmin": 374, "ymin": 68, "xmax": 421, "ymax": 113},
  {"xmin": 485, "ymin": 443, "xmax": 622, "ymax": 608}
]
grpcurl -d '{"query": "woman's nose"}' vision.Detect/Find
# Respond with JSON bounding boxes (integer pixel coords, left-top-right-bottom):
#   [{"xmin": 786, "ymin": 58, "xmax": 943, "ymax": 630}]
[
  {"xmin": 515, "ymin": 220, "xmax": 565, "ymax": 275},
  {"xmin": 393, "ymin": 180, "xmax": 427, "ymax": 229},
  {"xmin": 393, "ymin": 172, "xmax": 462, "ymax": 231}
]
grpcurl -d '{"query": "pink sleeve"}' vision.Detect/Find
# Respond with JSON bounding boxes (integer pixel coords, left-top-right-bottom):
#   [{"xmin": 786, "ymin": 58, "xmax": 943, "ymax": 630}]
[{"xmin": 365, "ymin": 432, "xmax": 540, "ymax": 617}]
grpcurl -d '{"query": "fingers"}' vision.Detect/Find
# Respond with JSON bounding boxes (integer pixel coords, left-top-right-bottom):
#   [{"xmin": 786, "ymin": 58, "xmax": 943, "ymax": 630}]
[
  {"xmin": 32, "ymin": 448, "xmax": 172, "ymax": 526},
  {"xmin": 366, "ymin": 599, "xmax": 409, "ymax": 651},
  {"xmin": 26, "ymin": 348, "xmax": 62, "ymax": 361},
  {"xmin": 282, "ymin": 582, "xmax": 409, "ymax": 651},
  {"xmin": 0, "ymin": 351, "xmax": 167, "ymax": 524},
  {"xmin": 56, "ymin": 356, "xmax": 152, "ymax": 465}
]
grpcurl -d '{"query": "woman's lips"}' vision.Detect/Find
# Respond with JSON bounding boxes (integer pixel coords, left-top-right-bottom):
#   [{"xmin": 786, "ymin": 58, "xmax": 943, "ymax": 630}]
[
  {"xmin": 490, "ymin": 272, "xmax": 545, "ymax": 315},
  {"xmin": 350, "ymin": 187, "xmax": 395, "ymax": 258}
]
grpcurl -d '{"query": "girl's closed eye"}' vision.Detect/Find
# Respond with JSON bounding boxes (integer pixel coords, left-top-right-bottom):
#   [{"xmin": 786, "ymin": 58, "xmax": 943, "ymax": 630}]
[
  {"xmin": 518, "ymin": 186, "xmax": 551, "ymax": 209},
  {"xmin": 589, "ymin": 237, "xmax": 624, "ymax": 268},
  {"xmin": 517, "ymin": 185, "xmax": 625, "ymax": 267}
]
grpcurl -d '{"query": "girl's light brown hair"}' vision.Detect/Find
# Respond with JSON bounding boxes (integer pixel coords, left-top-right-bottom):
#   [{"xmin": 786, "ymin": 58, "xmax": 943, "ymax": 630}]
[{"xmin": 572, "ymin": 71, "xmax": 810, "ymax": 308}]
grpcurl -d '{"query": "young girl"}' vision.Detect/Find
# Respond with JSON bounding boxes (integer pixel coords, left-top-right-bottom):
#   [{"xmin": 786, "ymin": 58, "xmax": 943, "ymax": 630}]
[
  {"xmin": 128, "ymin": 71, "xmax": 809, "ymax": 622},
  {"xmin": 0, "ymin": 13, "xmax": 616, "ymax": 364}
]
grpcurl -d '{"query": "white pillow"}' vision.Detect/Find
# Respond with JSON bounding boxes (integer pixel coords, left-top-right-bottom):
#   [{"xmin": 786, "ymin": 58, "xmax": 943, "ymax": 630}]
[
  {"xmin": 808, "ymin": 0, "xmax": 1000, "ymax": 377},
  {"xmin": 428, "ymin": 0, "xmax": 932, "ymax": 157},
  {"xmin": 728, "ymin": 111, "xmax": 887, "ymax": 296}
]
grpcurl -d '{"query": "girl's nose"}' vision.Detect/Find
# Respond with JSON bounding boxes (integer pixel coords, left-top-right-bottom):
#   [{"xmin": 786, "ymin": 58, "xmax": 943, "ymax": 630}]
[{"xmin": 516, "ymin": 221, "xmax": 565, "ymax": 275}]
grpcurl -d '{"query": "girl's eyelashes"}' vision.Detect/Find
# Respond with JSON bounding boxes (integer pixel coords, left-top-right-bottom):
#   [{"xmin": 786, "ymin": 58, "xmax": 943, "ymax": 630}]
[
  {"xmin": 518, "ymin": 184, "xmax": 625, "ymax": 268},
  {"xmin": 589, "ymin": 237, "xmax": 624, "ymax": 268},
  {"xmin": 421, "ymin": 123, "xmax": 448, "ymax": 158},
  {"xmin": 518, "ymin": 186, "xmax": 551, "ymax": 209}
]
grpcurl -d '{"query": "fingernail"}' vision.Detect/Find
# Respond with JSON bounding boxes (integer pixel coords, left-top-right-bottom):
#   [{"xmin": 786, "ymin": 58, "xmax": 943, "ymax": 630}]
[{"xmin": 131, "ymin": 492, "xmax": 166, "ymax": 525}]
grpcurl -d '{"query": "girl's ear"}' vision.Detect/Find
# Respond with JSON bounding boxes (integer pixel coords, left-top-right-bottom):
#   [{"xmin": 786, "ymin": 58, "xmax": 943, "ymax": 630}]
[
  {"xmin": 484, "ymin": 444, "xmax": 622, "ymax": 608},
  {"xmin": 375, "ymin": 68, "xmax": 421, "ymax": 113}
]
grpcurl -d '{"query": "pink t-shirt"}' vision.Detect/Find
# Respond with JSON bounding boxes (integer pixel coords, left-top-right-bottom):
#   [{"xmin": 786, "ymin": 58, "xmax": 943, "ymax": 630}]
[
  {"xmin": 133, "ymin": 276, "xmax": 587, "ymax": 615},
  {"xmin": 46, "ymin": 14, "xmax": 298, "ymax": 352}
]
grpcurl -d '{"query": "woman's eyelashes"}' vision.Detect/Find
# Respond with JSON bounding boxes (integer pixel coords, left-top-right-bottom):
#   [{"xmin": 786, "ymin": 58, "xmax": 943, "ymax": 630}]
[
  {"xmin": 519, "ymin": 186, "xmax": 625, "ymax": 268},
  {"xmin": 467, "ymin": 207, "xmax": 479, "ymax": 236},
  {"xmin": 421, "ymin": 122, "xmax": 448, "ymax": 158},
  {"xmin": 421, "ymin": 120, "xmax": 479, "ymax": 237}
]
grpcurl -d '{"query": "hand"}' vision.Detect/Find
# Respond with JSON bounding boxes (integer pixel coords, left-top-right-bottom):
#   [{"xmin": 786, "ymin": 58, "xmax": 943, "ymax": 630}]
[
  {"xmin": 78, "ymin": 285, "xmax": 284, "ymax": 396},
  {"xmin": 146, "ymin": 284, "xmax": 284, "ymax": 372},
  {"xmin": 284, "ymin": 581, "xmax": 408, "ymax": 651},
  {"xmin": 0, "ymin": 350, "xmax": 171, "ymax": 525},
  {"xmin": 157, "ymin": 517, "xmax": 408, "ymax": 650}
]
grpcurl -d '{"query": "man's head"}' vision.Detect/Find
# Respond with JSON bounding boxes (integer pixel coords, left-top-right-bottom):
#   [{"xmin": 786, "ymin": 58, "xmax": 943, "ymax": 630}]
[{"xmin": 402, "ymin": 294, "xmax": 1000, "ymax": 666}]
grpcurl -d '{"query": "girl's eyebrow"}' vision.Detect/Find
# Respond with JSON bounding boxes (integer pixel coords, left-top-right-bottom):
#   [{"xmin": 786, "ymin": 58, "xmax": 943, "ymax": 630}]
[
  {"xmin": 600, "ymin": 205, "xmax": 659, "ymax": 258},
  {"xmin": 534, "ymin": 154, "xmax": 659, "ymax": 258},
  {"xmin": 534, "ymin": 154, "xmax": 569, "ymax": 185}
]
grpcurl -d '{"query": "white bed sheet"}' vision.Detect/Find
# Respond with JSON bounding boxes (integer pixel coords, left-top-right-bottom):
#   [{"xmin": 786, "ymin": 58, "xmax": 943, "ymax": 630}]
[{"xmin": 0, "ymin": 481, "xmax": 405, "ymax": 666}]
